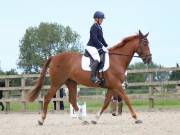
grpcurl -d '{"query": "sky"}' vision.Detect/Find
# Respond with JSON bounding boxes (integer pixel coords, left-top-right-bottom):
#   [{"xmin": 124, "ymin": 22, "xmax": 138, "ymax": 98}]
[{"xmin": 0, "ymin": 0, "xmax": 180, "ymax": 72}]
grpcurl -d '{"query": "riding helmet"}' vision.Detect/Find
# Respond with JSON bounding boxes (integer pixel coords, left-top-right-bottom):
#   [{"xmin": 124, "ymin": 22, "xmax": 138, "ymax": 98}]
[{"xmin": 93, "ymin": 11, "xmax": 105, "ymax": 19}]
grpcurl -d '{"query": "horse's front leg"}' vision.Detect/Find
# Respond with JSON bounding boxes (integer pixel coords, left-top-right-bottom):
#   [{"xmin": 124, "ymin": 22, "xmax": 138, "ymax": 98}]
[
  {"xmin": 91, "ymin": 89, "xmax": 113, "ymax": 124},
  {"xmin": 113, "ymin": 85, "xmax": 142, "ymax": 124}
]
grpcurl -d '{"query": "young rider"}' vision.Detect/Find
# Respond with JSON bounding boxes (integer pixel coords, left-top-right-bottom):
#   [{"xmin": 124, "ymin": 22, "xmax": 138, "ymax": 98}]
[{"xmin": 86, "ymin": 11, "xmax": 108, "ymax": 84}]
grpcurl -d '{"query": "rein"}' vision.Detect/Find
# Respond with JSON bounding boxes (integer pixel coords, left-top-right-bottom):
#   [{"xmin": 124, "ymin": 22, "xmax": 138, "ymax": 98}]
[
  {"xmin": 108, "ymin": 36, "xmax": 151, "ymax": 59},
  {"xmin": 108, "ymin": 52, "xmax": 141, "ymax": 58}
]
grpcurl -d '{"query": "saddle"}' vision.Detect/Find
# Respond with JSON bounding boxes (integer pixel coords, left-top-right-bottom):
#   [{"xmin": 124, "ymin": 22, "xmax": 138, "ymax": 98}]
[
  {"xmin": 84, "ymin": 49, "xmax": 106, "ymax": 86},
  {"xmin": 84, "ymin": 49, "xmax": 105, "ymax": 70}
]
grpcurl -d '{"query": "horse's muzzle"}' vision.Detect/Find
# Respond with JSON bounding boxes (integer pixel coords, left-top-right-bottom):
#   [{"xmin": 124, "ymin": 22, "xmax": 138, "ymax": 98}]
[{"xmin": 143, "ymin": 55, "xmax": 152, "ymax": 64}]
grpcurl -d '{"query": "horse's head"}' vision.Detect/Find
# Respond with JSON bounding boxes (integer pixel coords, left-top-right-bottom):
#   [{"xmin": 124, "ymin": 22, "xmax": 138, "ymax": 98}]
[{"xmin": 136, "ymin": 30, "xmax": 152, "ymax": 64}]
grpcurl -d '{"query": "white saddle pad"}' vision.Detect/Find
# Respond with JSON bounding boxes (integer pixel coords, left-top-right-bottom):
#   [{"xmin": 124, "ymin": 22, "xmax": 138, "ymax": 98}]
[{"xmin": 81, "ymin": 53, "xmax": 109, "ymax": 72}]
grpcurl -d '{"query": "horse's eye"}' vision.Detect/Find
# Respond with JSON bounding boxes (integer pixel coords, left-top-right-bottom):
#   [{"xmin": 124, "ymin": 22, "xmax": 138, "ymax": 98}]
[
  {"xmin": 143, "ymin": 40, "xmax": 149, "ymax": 46},
  {"xmin": 144, "ymin": 42, "xmax": 149, "ymax": 46}
]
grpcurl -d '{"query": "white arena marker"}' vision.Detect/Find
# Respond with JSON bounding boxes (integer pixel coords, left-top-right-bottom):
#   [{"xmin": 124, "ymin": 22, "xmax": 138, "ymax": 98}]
[{"xmin": 70, "ymin": 102, "xmax": 87, "ymax": 118}]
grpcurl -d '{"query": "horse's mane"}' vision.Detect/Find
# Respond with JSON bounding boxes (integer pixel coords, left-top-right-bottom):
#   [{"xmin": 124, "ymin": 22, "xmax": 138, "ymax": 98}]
[{"xmin": 109, "ymin": 34, "xmax": 139, "ymax": 51}]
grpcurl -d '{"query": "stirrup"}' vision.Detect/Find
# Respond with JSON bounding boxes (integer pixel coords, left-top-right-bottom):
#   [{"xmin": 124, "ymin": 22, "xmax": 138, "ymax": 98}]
[
  {"xmin": 94, "ymin": 79, "xmax": 101, "ymax": 84},
  {"xmin": 91, "ymin": 76, "xmax": 101, "ymax": 84}
]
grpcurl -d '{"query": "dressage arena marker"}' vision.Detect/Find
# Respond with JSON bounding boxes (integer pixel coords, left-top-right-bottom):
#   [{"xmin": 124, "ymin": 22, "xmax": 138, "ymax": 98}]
[{"xmin": 70, "ymin": 102, "xmax": 87, "ymax": 118}]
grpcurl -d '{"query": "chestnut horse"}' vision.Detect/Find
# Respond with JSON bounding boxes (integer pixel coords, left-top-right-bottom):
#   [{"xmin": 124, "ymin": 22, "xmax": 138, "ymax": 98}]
[{"xmin": 26, "ymin": 30, "xmax": 152, "ymax": 125}]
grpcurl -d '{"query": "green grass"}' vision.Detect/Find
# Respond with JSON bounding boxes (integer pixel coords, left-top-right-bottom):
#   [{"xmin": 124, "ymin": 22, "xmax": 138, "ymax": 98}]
[
  {"xmin": 3, "ymin": 98, "xmax": 180, "ymax": 112},
  {"xmin": 153, "ymin": 99, "xmax": 180, "ymax": 109},
  {"xmin": 127, "ymin": 98, "xmax": 180, "ymax": 110},
  {"xmin": 9, "ymin": 102, "xmax": 53, "ymax": 112}
]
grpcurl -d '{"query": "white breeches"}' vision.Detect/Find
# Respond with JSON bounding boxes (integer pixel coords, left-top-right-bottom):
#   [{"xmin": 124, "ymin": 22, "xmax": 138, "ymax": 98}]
[{"xmin": 86, "ymin": 46, "xmax": 100, "ymax": 62}]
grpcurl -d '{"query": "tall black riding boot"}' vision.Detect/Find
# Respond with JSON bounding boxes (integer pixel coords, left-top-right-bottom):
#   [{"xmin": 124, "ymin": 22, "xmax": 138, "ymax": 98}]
[{"xmin": 90, "ymin": 60, "xmax": 100, "ymax": 84}]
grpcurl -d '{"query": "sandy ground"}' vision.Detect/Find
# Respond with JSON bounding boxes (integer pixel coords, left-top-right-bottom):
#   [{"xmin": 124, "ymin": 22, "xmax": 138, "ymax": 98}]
[{"xmin": 0, "ymin": 111, "xmax": 180, "ymax": 135}]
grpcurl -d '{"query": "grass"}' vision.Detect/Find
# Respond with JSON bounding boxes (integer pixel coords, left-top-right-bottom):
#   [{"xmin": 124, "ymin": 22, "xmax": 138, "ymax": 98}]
[
  {"xmin": 2, "ymin": 98, "xmax": 180, "ymax": 112},
  {"xmin": 125, "ymin": 98, "xmax": 180, "ymax": 110}
]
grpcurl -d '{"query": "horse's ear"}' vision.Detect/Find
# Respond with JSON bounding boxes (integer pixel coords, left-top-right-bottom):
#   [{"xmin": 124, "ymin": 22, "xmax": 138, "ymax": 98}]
[
  {"xmin": 144, "ymin": 32, "xmax": 149, "ymax": 38},
  {"xmin": 139, "ymin": 30, "xmax": 143, "ymax": 37}
]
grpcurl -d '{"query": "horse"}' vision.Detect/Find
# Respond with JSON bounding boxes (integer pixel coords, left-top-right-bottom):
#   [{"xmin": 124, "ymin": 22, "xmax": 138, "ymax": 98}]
[{"xmin": 26, "ymin": 30, "xmax": 152, "ymax": 125}]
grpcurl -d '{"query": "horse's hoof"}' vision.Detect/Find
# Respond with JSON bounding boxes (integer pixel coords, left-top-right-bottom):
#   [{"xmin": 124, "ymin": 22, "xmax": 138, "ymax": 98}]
[
  {"xmin": 38, "ymin": 120, "xmax": 43, "ymax": 126},
  {"xmin": 91, "ymin": 120, "xmax": 97, "ymax": 124},
  {"xmin": 82, "ymin": 120, "xmax": 89, "ymax": 125},
  {"xmin": 112, "ymin": 113, "xmax": 117, "ymax": 116},
  {"xmin": 78, "ymin": 117, "xmax": 83, "ymax": 121},
  {"xmin": 135, "ymin": 119, "xmax": 143, "ymax": 124}
]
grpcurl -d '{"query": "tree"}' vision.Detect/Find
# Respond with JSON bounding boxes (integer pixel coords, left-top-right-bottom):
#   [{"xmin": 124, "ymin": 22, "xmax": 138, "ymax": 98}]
[
  {"xmin": 0, "ymin": 69, "xmax": 5, "ymax": 75},
  {"xmin": 128, "ymin": 62, "xmax": 168, "ymax": 83},
  {"xmin": 169, "ymin": 63, "xmax": 180, "ymax": 81},
  {"xmin": 0, "ymin": 68, "xmax": 18, "ymax": 75},
  {"xmin": 127, "ymin": 62, "xmax": 168, "ymax": 94},
  {"xmin": 0, "ymin": 69, "xmax": 19, "ymax": 87},
  {"xmin": 0, "ymin": 64, "xmax": 5, "ymax": 75},
  {"xmin": 5, "ymin": 69, "xmax": 18, "ymax": 75},
  {"xmin": 170, "ymin": 71, "xmax": 180, "ymax": 81},
  {"xmin": 18, "ymin": 22, "xmax": 83, "ymax": 73}
]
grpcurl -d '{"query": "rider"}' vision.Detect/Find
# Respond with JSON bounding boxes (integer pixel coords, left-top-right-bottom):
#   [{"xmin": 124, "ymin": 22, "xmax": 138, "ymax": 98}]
[{"xmin": 86, "ymin": 11, "xmax": 108, "ymax": 84}]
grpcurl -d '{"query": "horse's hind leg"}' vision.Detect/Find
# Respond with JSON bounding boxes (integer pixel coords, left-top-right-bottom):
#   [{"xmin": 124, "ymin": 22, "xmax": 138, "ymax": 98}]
[
  {"xmin": 91, "ymin": 89, "xmax": 113, "ymax": 124},
  {"xmin": 38, "ymin": 85, "xmax": 60, "ymax": 125},
  {"xmin": 65, "ymin": 80, "xmax": 79, "ymax": 111},
  {"xmin": 38, "ymin": 73, "xmax": 67, "ymax": 125}
]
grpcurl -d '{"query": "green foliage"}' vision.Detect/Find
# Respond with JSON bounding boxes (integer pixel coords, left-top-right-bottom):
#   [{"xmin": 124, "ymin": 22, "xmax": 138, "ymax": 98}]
[
  {"xmin": 18, "ymin": 22, "xmax": 83, "ymax": 73},
  {"xmin": 127, "ymin": 62, "xmax": 168, "ymax": 93},
  {"xmin": 128, "ymin": 62, "xmax": 168, "ymax": 83},
  {"xmin": 0, "ymin": 69, "xmax": 20, "ymax": 87},
  {"xmin": 0, "ymin": 68, "xmax": 18, "ymax": 75},
  {"xmin": 169, "ymin": 64, "xmax": 180, "ymax": 80},
  {"xmin": 5, "ymin": 69, "xmax": 18, "ymax": 75},
  {"xmin": 126, "ymin": 87, "xmax": 149, "ymax": 94},
  {"xmin": 0, "ymin": 69, "xmax": 5, "ymax": 75}
]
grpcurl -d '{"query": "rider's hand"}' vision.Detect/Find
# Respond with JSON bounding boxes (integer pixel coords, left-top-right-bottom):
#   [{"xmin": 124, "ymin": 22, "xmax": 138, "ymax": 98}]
[
  {"xmin": 98, "ymin": 48, "xmax": 104, "ymax": 54},
  {"xmin": 102, "ymin": 46, "xmax": 108, "ymax": 52}
]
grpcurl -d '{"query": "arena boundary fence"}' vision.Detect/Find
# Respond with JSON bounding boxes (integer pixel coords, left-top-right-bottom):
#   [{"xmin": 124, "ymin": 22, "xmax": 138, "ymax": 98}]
[{"xmin": 0, "ymin": 67, "xmax": 180, "ymax": 112}]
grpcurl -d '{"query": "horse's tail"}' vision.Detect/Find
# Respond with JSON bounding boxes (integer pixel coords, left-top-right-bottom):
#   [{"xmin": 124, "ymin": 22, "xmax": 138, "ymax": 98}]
[{"xmin": 26, "ymin": 57, "xmax": 52, "ymax": 102}]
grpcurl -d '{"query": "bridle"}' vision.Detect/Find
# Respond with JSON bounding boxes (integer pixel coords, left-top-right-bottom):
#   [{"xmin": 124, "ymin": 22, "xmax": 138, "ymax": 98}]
[{"xmin": 137, "ymin": 37, "xmax": 152, "ymax": 61}]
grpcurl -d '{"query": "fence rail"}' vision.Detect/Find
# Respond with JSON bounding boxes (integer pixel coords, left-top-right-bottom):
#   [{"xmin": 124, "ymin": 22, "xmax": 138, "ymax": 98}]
[{"xmin": 0, "ymin": 67, "xmax": 180, "ymax": 112}]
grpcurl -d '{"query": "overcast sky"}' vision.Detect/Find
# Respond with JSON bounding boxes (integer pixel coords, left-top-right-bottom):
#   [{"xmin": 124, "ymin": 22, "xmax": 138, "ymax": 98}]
[{"xmin": 0, "ymin": 0, "xmax": 180, "ymax": 71}]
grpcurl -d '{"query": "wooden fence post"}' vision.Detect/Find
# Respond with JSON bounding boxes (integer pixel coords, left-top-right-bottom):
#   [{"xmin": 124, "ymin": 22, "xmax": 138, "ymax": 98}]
[
  {"xmin": 38, "ymin": 90, "xmax": 43, "ymax": 112},
  {"xmin": 21, "ymin": 78, "xmax": 27, "ymax": 112},
  {"xmin": 55, "ymin": 89, "xmax": 60, "ymax": 111},
  {"xmin": 5, "ymin": 79, "xmax": 10, "ymax": 112},
  {"xmin": 148, "ymin": 72, "xmax": 154, "ymax": 108}
]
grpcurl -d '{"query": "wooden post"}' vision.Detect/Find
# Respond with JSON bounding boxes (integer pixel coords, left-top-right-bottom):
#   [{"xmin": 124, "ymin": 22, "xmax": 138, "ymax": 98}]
[
  {"xmin": 21, "ymin": 78, "xmax": 27, "ymax": 112},
  {"xmin": 55, "ymin": 89, "xmax": 60, "ymax": 111},
  {"xmin": 176, "ymin": 85, "xmax": 180, "ymax": 93},
  {"xmin": 5, "ymin": 79, "xmax": 10, "ymax": 112},
  {"xmin": 148, "ymin": 73, "xmax": 154, "ymax": 108},
  {"xmin": 38, "ymin": 90, "xmax": 43, "ymax": 112}
]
